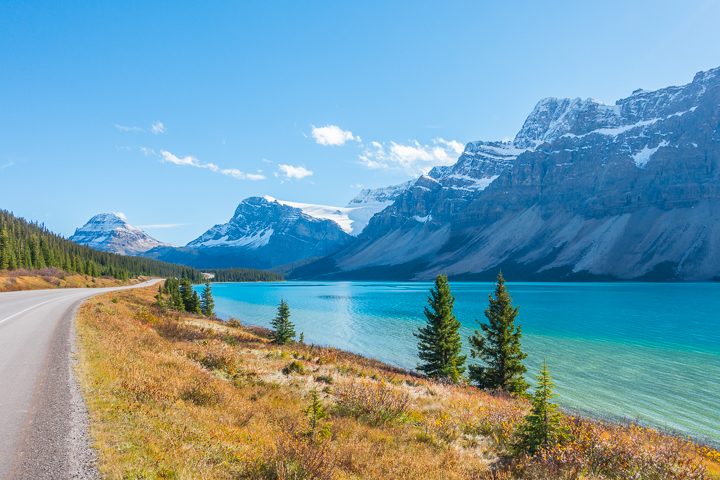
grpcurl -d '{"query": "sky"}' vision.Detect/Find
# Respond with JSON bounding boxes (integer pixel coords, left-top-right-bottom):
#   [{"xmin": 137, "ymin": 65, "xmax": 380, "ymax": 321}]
[{"xmin": 1, "ymin": 0, "xmax": 720, "ymax": 245}]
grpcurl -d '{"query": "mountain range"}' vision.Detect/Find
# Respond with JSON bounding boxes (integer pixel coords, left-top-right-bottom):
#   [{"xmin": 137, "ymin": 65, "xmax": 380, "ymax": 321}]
[
  {"xmin": 72, "ymin": 66, "xmax": 720, "ymax": 280},
  {"xmin": 70, "ymin": 184, "xmax": 410, "ymax": 270}
]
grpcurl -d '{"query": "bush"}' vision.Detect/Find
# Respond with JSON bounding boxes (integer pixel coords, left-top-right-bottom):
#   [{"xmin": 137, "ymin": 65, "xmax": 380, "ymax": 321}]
[
  {"xmin": 226, "ymin": 318, "xmax": 242, "ymax": 328},
  {"xmin": 282, "ymin": 360, "xmax": 306, "ymax": 375},
  {"xmin": 180, "ymin": 376, "xmax": 222, "ymax": 406},
  {"xmin": 334, "ymin": 378, "xmax": 411, "ymax": 426},
  {"xmin": 258, "ymin": 435, "xmax": 335, "ymax": 480},
  {"xmin": 314, "ymin": 375, "xmax": 333, "ymax": 385}
]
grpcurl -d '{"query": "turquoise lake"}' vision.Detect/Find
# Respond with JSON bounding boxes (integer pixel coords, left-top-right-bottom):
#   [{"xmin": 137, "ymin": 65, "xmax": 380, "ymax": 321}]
[{"xmin": 198, "ymin": 281, "xmax": 720, "ymax": 445}]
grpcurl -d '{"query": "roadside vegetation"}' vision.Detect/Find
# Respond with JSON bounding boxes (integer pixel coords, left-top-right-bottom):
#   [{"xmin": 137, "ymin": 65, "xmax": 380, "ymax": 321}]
[
  {"xmin": 0, "ymin": 267, "xmax": 144, "ymax": 292},
  {"xmin": 76, "ymin": 283, "xmax": 720, "ymax": 479}
]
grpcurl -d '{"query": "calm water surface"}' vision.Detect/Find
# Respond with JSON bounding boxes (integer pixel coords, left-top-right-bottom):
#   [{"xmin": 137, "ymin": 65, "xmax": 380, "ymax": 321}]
[{"xmin": 198, "ymin": 281, "xmax": 720, "ymax": 445}]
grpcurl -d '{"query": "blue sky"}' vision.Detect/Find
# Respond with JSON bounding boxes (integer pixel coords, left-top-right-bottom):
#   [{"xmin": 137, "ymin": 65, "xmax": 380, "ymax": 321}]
[{"xmin": 1, "ymin": 0, "xmax": 719, "ymax": 245}]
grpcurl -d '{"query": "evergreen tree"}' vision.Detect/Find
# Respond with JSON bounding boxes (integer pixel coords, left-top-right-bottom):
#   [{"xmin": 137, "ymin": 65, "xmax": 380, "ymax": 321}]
[
  {"xmin": 469, "ymin": 271, "xmax": 528, "ymax": 396},
  {"xmin": 192, "ymin": 290, "xmax": 202, "ymax": 314},
  {"xmin": 200, "ymin": 280, "xmax": 215, "ymax": 317},
  {"xmin": 179, "ymin": 278, "xmax": 194, "ymax": 312},
  {"xmin": 0, "ymin": 209, "xmax": 201, "ymax": 281},
  {"xmin": 414, "ymin": 274, "xmax": 466, "ymax": 383},
  {"xmin": 155, "ymin": 284, "xmax": 166, "ymax": 309},
  {"xmin": 512, "ymin": 361, "xmax": 571, "ymax": 455},
  {"xmin": 270, "ymin": 299, "xmax": 295, "ymax": 344},
  {"xmin": 0, "ymin": 227, "xmax": 9, "ymax": 270},
  {"xmin": 305, "ymin": 388, "xmax": 329, "ymax": 439}
]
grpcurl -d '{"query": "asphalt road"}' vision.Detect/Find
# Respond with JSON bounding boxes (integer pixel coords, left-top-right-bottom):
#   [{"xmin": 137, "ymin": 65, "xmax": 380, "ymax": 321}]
[{"xmin": 0, "ymin": 280, "xmax": 160, "ymax": 480}]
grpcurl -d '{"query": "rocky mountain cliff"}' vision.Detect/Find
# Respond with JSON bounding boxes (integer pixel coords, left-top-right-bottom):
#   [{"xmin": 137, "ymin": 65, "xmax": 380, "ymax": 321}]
[
  {"xmin": 144, "ymin": 196, "xmax": 352, "ymax": 269},
  {"xmin": 293, "ymin": 66, "xmax": 720, "ymax": 281},
  {"xmin": 69, "ymin": 213, "xmax": 168, "ymax": 255}
]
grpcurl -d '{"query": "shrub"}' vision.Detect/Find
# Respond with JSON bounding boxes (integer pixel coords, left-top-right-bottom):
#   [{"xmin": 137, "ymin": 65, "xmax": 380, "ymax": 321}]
[
  {"xmin": 282, "ymin": 360, "xmax": 306, "ymax": 375},
  {"xmin": 334, "ymin": 378, "xmax": 411, "ymax": 426},
  {"xmin": 180, "ymin": 376, "xmax": 222, "ymax": 406},
  {"xmin": 226, "ymin": 318, "xmax": 242, "ymax": 328},
  {"xmin": 258, "ymin": 435, "xmax": 335, "ymax": 480},
  {"xmin": 314, "ymin": 375, "xmax": 333, "ymax": 385}
]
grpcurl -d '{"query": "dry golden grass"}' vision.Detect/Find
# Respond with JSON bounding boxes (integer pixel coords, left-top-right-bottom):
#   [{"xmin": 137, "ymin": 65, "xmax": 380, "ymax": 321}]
[
  {"xmin": 76, "ymin": 286, "xmax": 720, "ymax": 479},
  {"xmin": 0, "ymin": 267, "xmax": 139, "ymax": 292}
]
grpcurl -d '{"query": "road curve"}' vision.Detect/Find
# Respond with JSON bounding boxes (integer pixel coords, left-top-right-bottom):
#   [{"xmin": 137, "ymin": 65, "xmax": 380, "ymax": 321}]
[{"xmin": 0, "ymin": 280, "xmax": 161, "ymax": 480}]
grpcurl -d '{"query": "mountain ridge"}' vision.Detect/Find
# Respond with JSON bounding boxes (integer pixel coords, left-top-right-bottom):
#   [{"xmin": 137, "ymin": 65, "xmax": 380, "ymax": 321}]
[{"xmin": 292, "ymin": 65, "xmax": 720, "ymax": 281}]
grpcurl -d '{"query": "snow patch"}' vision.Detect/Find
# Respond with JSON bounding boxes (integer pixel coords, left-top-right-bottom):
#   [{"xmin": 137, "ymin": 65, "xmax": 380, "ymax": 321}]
[{"xmin": 632, "ymin": 140, "xmax": 669, "ymax": 168}]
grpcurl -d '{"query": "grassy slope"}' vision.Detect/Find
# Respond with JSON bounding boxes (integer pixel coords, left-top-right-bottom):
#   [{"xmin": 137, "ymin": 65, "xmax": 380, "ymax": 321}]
[
  {"xmin": 76, "ymin": 286, "xmax": 720, "ymax": 479},
  {"xmin": 0, "ymin": 268, "xmax": 143, "ymax": 292}
]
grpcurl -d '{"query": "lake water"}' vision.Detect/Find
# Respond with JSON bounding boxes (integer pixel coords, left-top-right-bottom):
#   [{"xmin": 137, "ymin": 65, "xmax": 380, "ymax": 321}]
[{"xmin": 198, "ymin": 281, "xmax": 720, "ymax": 445}]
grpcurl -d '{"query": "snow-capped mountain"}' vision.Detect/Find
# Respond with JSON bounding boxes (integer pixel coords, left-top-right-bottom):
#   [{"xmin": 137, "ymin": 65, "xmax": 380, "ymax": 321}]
[
  {"xmin": 144, "ymin": 196, "xmax": 351, "ymax": 269},
  {"xmin": 293, "ymin": 65, "xmax": 720, "ymax": 281},
  {"xmin": 70, "ymin": 213, "xmax": 168, "ymax": 255},
  {"xmin": 269, "ymin": 181, "xmax": 413, "ymax": 236}
]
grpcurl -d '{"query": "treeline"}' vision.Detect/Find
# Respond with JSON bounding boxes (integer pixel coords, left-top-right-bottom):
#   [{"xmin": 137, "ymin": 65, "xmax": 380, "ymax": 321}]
[
  {"xmin": 156, "ymin": 278, "xmax": 214, "ymax": 317},
  {"xmin": 206, "ymin": 268, "xmax": 283, "ymax": 282},
  {"xmin": 0, "ymin": 210, "xmax": 201, "ymax": 281}
]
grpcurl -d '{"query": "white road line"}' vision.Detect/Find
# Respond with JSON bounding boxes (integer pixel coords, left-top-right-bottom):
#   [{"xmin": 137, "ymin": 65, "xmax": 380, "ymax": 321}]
[{"xmin": 0, "ymin": 294, "xmax": 86, "ymax": 326}]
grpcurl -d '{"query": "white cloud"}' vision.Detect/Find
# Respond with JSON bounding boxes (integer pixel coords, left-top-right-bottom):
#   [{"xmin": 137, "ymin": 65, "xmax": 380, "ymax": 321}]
[
  {"xmin": 311, "ymin": 124, "xmax": 360, "ymax": 146},
  {"xmin": 115, "ymin": 124, "xmax": 143, "ymax": 132},
  {"xmin": 159, "ymin": 150, "xmax": 265, "ymax": 181},
  {"xmin": 0, "ymin": 161, "xmax": 14, "ymax": 170},
  {"xmin": 113, "ymin": 211, "xmax": 128, "ymax": 221},
  {"xmin": 276, "ymin": 164, "xmax": 313, "ymax": 179},
  {"xmin": 151, "ymin": 121, "xmax": 166, "ymax": 135},
  {"xmin": 137, "ymin": 223, "xmax": 185, "ymax": 229},
  {"xmin": 116, "ymin": 121, "xmax": 167, "ymax": 134},
  {"xmin": 358, "ymin": 137, "xmax": 464, "ymax": 174}
]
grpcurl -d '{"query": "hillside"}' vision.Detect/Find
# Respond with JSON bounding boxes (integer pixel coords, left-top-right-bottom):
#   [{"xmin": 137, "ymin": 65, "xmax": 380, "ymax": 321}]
[
  {"xmin": 294, "ymin": 65, "xmax": 720, "ymax": 281},
  {"xmin": 76, "ymin": 285, "xmax": 720, "ymax": 479},
  {"xmin": 0, "ymin": 210, "xmax": 200, "ymax": 283}
]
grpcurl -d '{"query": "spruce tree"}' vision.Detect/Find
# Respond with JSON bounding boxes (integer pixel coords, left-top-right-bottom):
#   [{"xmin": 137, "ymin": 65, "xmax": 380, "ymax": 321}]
[
  {"xmin": 512, "ymin": 361, "xmax": 571, "ymax": 455},
  {"xmin": 469, "ymin": 271, "xmax": 528, "ymax": 396},
  {"xmin": 190, "ymin": 290, "xmax": 202, "ymax": 314},
  {"xmin": 270, "ymin": 299, "xmax": 295, "ymax": 344},
  {"xmin": 200, "ymin": 280, "xmax": 215, "ymax": 317},
  {"xmin": 414, "ymin": 274, "xmax": 466, "ymax": 383},
  {"xmin": 179, "ymin": 278, "xmax": 194, "ymax": 312}
]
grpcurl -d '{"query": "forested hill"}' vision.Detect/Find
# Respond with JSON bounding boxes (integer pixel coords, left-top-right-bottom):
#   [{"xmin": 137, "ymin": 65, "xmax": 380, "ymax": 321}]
[
  {"xmin": 207, "ymin": 268, "xmax": 284, "ymax": 282},
  {"xmin": 0, "ymin": 210, "xmax": 201, "ymax": 281}
]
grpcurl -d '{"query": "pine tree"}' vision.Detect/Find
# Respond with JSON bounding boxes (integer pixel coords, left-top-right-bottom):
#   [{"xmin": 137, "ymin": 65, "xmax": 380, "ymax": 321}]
[
  {"xmin": 414, "ymin": 274, "xmax": 466, "ymax": 383},
  {"xmin": 469, "ymin": 271, "xmax": 528, "ymax": 396},
  {"xmin": 512, "ymin": 361, "xmax": 571, "ymax": 455},
  {"xmin": 200, "ymin": 280, "xmax": 215, "ymax": 317},
  {"xmin": 155, "ymin": 285, "xmax": 166, "ymax": 309},
  {"xmin": 270, "ymin": 299, "xmax": 295, "ymax": 344},
  {"xmin": 190, "ymin": 290, "xmax": 202, "ymax": 314},
  {"xmin": 305, "ymin": 388, "xmax": 329, "ymax": 439},
  {"xmin": 0, "ymin": 227, "xmax": 9, "ymax": 270},
  {"xmin": 179, "ymin": 278, "xmax": 194, "ymax": 312}
]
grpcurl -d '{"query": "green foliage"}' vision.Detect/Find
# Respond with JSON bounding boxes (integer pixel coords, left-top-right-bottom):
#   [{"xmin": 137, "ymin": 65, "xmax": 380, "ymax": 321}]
[
  {"xmin": 200, "ymin": 280, "xmax": 215, "ymax": 317},
  {"xmin": 271, "ymin": 299, "xmax": 296, "ymax": 345},
  {"xmin": 282, "ymin": 360, "xmax": 305, "ymax": 375},
  {"xmin": 305, "ymin": 389, "xmax": 330, "ymax": 439},
  {"xmin": 414, "ymin": 274, "xmax": 466, "ymax": 383},
  {"xmin": 469, "ymin": 271, "xmax": 529, "ymax": 396},
  {"xmin": 205, "ymin": 268, "xmax": 283, "ymax": 282},
  {"xmin": 512, "ymin": 361, "xmax": 571, "ymax": 456},
  {"xmin": 0, "ymin": 210, "xmax": 200, "ymax": 281}
]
